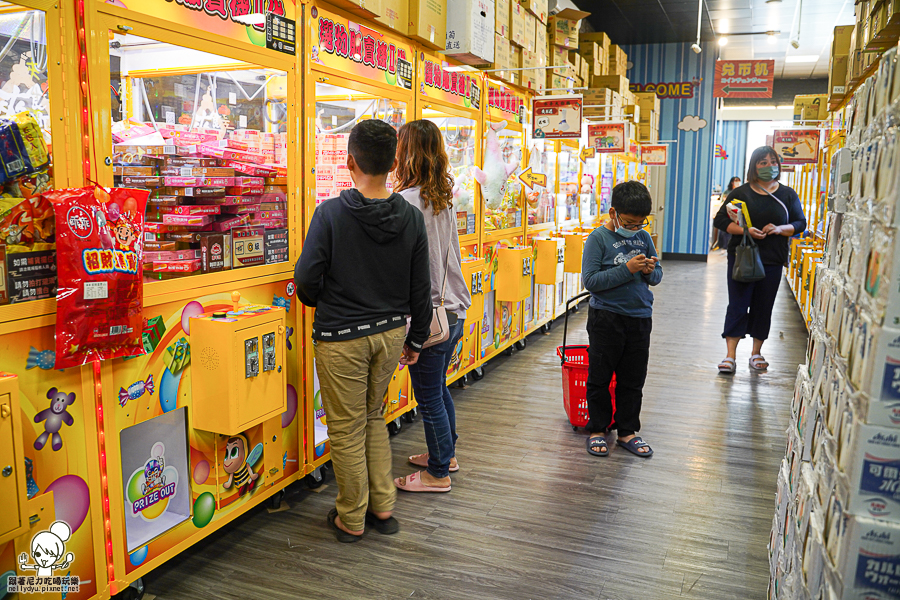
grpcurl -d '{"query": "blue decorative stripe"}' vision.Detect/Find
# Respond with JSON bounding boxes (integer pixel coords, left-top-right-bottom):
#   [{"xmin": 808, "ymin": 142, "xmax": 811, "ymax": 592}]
[
  {"xmin": 624, "ymin": 42, "xmax": 717, "ymax": 256},
  {"xmin": 712, "ymin": 120, "xmax": 749, "ymax": 194}
]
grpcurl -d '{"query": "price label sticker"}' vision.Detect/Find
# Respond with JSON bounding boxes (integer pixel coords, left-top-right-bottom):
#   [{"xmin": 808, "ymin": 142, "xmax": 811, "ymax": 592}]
[
  {"xmin": 239, "ymin": 115, "xmax": 248, "ymax": 128},
  {"xmin": 84, "ymin": 281, "xmax": 108, "ymax": 300},
  {"xmin": 165, "ymin": 111, "xmax": 175, "ymax": 125},
  {"xmin": 229, "ymin": 92, "xmax": 237, "ymax": 105}
]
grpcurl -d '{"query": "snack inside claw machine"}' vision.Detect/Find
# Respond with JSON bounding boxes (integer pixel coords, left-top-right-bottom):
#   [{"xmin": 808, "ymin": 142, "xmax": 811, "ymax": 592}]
[
  {"xmin": 412, "ymin": 50, "xmax": 484, "ymax": 384},
  {"xmin": 479, "ymin": 78, "xmax": 527, "ymax": 360},
  {"xmin": 86, "ymin": 0, "xmax": 303, "ymax": 595},
  {"xmin": 305, "ymin": 2, "xmax": 417, "ymax": 446}
]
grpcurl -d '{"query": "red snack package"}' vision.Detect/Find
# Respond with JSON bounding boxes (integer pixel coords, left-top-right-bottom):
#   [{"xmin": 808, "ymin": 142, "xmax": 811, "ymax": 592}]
[{"xmin": 48, "ymin": 186, "xmax": 149, "ymax": 369}]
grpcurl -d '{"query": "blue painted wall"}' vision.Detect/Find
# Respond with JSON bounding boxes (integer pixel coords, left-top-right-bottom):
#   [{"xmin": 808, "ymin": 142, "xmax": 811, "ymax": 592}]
[
  {"xmin": 624, "ymin": 42, "xmax": 717, "ymax": 256},
  {"xmin": 712, "ymin": 120, "xmax": 749, "ymax": 194}
]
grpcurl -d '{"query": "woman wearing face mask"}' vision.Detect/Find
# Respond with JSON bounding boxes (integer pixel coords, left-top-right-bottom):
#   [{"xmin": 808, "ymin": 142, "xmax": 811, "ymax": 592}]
[{"xmin": 713, "ymin": 146, "xmax": 806, "ymax": 374}]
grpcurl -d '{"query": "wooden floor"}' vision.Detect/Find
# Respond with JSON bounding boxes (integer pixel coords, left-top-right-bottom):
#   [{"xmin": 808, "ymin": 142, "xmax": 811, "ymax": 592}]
[{"xmin": 145, "ymin": 252, "xmax": 808, "ymax": 600}]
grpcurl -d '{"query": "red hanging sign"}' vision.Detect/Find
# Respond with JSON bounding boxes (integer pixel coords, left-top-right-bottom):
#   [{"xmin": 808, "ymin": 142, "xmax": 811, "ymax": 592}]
[{"xmin": 713, "ymin": 60, "xmax": 775, "ymax": 98}]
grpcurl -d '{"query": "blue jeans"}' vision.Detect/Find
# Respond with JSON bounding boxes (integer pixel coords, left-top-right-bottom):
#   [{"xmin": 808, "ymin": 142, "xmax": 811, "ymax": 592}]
[{"xmin": 407, "ymin": 319, "xmax": 465, "ymax": 479}]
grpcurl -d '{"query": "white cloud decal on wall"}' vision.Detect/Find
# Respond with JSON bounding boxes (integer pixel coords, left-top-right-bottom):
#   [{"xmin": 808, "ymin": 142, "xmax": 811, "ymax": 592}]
[{"xmin": 677, "ymin": 115, "xmax": 708, "ymax": 132}]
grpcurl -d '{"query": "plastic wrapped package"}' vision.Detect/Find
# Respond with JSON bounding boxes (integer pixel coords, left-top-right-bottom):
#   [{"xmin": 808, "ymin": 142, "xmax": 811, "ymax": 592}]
[
  {"xmin": 0, "ymin": 193, "xmax": 34, "ymax": 250},
  {"xmin": 0, "ymin": 112, "xmax": 49, "ymax": 184},
  {"xmin": 48, "ymin": 186, "xmax": 150, "ymax": 368}
]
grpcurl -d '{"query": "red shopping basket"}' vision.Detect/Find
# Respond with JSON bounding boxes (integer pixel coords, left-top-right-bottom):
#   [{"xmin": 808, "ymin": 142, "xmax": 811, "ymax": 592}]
[{"xmin": 557, "ymin": 292, "xmax": 615, "ymax": 430}]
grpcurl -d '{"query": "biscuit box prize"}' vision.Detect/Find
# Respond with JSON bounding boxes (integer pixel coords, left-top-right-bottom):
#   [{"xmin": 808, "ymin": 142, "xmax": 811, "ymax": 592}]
[{"xmin": 48, "ymin": 185, "xmax": 150, "ymax": 369}]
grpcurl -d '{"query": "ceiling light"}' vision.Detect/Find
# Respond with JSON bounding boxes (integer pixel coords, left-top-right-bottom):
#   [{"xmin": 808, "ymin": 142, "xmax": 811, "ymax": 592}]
[
  {"xmin": 719, "ymin": 18, "xmax": 729, "ymax": 34},
  {"xmin": 784, "ymin": 55, "xmax": 818, "ymax": 63},
  {"xmin": 718, "ymin": 36, "xmax": 728, "ymax": 46},
  {"xmin": 691, "ymin": 43, "xmax": 702, "ymax": 54},
  {"xmin": 766, "ymin": 0, "xmax": 782, "ymax": 3},
  {"xmin": 767, "ymin": 32, "xmax": 777, "ymax": 44}
]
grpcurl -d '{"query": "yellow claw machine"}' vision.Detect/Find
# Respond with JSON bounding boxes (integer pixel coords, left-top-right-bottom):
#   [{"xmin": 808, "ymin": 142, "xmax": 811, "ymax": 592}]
[
  {"xmin": 478, "ymin": 78, "xmax": 529, "ymax": 362},
  {"xmin": 0, "ymin": 1, "xmax": 108, "ymax": 599},
  {"xmin": 410, "ymin": 49, "xmax": 485, "ymax": 385},
  {"xmin": 305, "ymin": 2, "xmax": 418, "ymax": 442},
  {"xmin": 84, "ymin": 0, "xmax": 303, "ymax": 596}
]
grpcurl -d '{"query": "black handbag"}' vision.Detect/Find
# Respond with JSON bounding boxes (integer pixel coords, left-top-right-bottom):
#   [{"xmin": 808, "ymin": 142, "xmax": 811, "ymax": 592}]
[{"xmin": 733, "ymin": 228, "xmax": 766, "ymax": 283}]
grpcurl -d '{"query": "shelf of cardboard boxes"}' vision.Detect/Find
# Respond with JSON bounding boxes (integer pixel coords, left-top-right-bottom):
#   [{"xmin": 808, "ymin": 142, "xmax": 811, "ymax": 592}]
[{"xmin": 828, "ymin": 1, "xmax": 900, "ymax": 111}]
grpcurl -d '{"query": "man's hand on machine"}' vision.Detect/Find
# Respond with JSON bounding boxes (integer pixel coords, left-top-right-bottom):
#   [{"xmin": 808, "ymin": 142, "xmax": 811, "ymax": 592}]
[{"xmin": 400, "ymin": 345, "xmax": 420, "ymax": 366}]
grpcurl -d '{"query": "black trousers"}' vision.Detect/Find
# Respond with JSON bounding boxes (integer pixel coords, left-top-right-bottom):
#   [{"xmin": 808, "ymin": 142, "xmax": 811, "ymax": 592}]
[
  {"xmin": 585, "ymin": 307, "xmax": 652, "ymax": 437},
  {"xmin": 722, "ymin": 252, "xmax": 783, "ymax": 341}
]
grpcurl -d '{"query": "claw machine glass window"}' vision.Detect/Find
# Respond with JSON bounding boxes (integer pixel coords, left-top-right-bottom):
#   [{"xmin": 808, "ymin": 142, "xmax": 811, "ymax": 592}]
[
  {"xmin": 109, "ymin": 33, "xmax": 290, "ymax": 281},
  {"xmin": 525, "ymin": 140, "xmax": 555, "ymax": 228},
  {"xmin": 314, "ymin": 81, "xmax": 406, "ymax": 203},
  {"xmin": 0, "ymin": 4, "xmax": 61, "ymax": 307},
  {"xmin": 580, "ymin": 154, "xmax": 600, "ymax": 224},
  {"xmin": 414, "ymin": 52, "xmax": 482, "ymax": 238},
  {"xmin": 483, "ymin": 79, "xmax": 527, "ymax": 237},
  {"xmin": 557, "ymin": 140, "xmax": 580, "ymax": 226}
]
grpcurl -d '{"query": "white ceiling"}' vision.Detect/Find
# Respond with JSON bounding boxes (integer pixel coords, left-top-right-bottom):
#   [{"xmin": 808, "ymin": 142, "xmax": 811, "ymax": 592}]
[{"xmin": 709, "ymin": 0, "xmax": 855, "ymax": 78}]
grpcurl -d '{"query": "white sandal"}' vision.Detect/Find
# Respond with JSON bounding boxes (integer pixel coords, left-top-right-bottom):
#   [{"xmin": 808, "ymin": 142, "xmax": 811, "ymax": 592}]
[
  {"xmin": 718, "ymin": 357, "xmax": 736, "ymax": 374},
  {"xmin": 749, "ymin": 355, "xmax": 769, "ymax": 371}
]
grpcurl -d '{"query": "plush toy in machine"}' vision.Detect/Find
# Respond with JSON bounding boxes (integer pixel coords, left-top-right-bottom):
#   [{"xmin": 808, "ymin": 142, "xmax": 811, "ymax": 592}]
[
  {"xmin": 580, "ymin": 173, "xmax": 595, "ymax": 195},
  {"xmin": 475, "ymin": 120, "xmax": 519, "ymax": 211},
  {"xmin": 452, "ymin": 168, "xmax": 476, "ymax": 214}
]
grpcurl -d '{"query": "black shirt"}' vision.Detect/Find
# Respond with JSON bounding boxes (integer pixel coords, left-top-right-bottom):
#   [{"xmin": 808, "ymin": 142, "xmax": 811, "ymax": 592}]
[
  {"xmin": 294, "ymin": 189, "xmax": 433, "ymax": 351},
  {"xmin": 713, "ymin": 183, "xmax": 807, "ymax": 266}
]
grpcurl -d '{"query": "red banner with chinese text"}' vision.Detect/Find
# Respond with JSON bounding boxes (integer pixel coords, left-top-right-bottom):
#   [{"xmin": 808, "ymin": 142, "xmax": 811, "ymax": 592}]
[{"xmin": 713, "ymin": 60, "xmax": 775, "ymax": 98}]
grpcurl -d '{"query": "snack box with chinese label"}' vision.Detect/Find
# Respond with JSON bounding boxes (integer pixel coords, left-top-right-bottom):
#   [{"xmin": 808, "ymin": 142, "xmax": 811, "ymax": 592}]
[
  {"xmin": 199, "ymin": 233, "xmax": 228, "ymax": 273},
  {"xmin": 232, "ymin": 226, "xmax": 265, "ymax": 268},
  {"xmin": 832, "ymin": 515, "xmax": 900, "ymax": 599}
]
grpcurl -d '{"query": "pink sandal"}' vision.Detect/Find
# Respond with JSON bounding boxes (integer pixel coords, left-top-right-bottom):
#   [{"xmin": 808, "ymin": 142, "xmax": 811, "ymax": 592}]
[
  {"xmin": 408, "ymin": 453, "xmax": 460, "ymax": 473},
  {"xmin": 394, "ymin": 471, "xmax": 451, "ymax": 493}
]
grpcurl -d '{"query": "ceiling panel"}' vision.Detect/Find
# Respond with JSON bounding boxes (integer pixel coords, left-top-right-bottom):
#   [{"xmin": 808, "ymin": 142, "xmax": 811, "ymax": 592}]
[{"xmin": 583, "ymin": 0, "xmax": 855, "ymax": 78}]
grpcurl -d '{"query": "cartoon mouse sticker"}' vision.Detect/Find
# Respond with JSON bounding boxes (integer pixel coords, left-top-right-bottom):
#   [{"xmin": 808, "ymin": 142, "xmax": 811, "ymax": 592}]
[
  {"xmin": 141, "ymin": 447, "xmax": 166, "ymax": 496},
  {"xmin": 19, "ymin": 521, "xmax": 75, "ymax": 577},
  {"xmin": 34, "ymin": 388, "xmax": 75, "ymax": 451}
]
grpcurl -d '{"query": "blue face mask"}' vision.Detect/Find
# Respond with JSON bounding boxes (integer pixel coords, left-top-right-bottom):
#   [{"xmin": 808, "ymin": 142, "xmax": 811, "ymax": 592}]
[{"xmin": 614, "ymin": 214, "xmax": 640, "ymax": 238}]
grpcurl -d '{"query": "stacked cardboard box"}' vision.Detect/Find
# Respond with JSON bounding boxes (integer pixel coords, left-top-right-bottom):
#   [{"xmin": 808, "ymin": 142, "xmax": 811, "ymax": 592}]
[
  {"xmin": 828, "ymin": 25, "xmax": 853, "ymax": 106},
  {"xmin": 510, "ymin": 0, "xmax": 527, "ymax": 48},
  {"xmin": 793, "ymin": 94, "xmax": 828, "ymax": 125},
  {"xmin": 376, "ymin": 0, "xmax": 407, "ymax": 31},
  {"xmin": 445, "ymin": 0, "xmax": 496, "ymax": 65},
  {"xmin": 547, "ymin": 12, "xmax": 579, "ymax": 49},
  {"xmin": 578, "ymin": 39, "xmax": 607, "ymax": 77},
  {"xmin": 409, "ymin": 0, "xmax": 446, "ymax": 49},
  {"xmin": 608, "ymin": 44, "xmax": 628, "ymax": 76},
  {"xmin": 520, "ymin": 0, "xmax": 547, "ymax": 25},
  {"xmin": 588, "ymin": 74, "xmax": 629, "ymax": 96},
  {"xmin": 495, "ymin": 0, "xmax": 509, "ymax": 37}
]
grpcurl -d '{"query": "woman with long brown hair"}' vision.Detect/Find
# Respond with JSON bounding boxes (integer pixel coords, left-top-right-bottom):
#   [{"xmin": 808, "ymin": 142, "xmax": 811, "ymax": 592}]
[{"xmin": 393, "ymin": 119, "xmax": 471, "ymax": 493}]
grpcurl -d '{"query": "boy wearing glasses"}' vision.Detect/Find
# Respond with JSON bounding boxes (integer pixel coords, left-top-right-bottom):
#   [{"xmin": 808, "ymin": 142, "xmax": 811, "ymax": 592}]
[{"xmin": 582, "ymin": 181, "xmax": 662, "ymax": 458}]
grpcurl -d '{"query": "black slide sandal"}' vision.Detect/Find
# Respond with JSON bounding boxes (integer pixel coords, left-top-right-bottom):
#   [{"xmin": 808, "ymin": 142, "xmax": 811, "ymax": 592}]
[
  {"xmin": 586, "ymin": 435, "xmax": 609, "ymax": 457},
  {"xmin": 327, "ymin": 508, "xmax": 363, "ymax": 543}
]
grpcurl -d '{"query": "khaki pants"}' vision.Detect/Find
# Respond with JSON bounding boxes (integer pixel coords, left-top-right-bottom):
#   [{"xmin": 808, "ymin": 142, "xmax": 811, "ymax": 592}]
[{"xmin": 314, "ymin": 327, "xmax": 406, "ymax": 531}]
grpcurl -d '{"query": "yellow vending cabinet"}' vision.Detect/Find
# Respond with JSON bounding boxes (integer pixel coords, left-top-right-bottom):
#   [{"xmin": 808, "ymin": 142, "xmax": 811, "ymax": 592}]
[
  {"xmin": 447, "ymin": 256, "xmax": 489, "ymax": 383},
  {"xmin": 526, "ymin": 237, "xmax": 563, "ymax": 334},
  {"xmin": 306, "ymin": 2, "xmax": 417, "ymax": 443},
  {"xmin": 84, "ymin": 0, "xmax": 304, "ymax": 595},
  {"xmin": 524, "ymin": 140, "xmax": 557, "ymax": 233},
  {"xmin": 414, "ymin": 48, "xmax": 482, "ymax": 246}
]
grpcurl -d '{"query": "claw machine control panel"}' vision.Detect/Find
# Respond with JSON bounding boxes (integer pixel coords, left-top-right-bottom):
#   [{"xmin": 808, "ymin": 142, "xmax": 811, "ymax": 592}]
[{"xmin": 190, "ymin": 292, "xmax": 286, "ymax": 435}]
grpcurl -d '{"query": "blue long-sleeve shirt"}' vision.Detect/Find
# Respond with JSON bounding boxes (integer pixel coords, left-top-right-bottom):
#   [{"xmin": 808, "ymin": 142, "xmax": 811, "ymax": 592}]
[{"xmin": 581, "ymin": 226, "xmax": 663, "ymax": 318}]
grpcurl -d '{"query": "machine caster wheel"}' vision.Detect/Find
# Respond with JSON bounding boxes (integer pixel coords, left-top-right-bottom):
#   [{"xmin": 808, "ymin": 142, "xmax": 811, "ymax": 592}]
[
  {"xmin": 471, "ymin": 367, "xmax": 485, "ymax": 381},
  {"xmin": 403, "ymin": 407, "xmax": 417, "ymax": 423},
  {"xmin": 572, "ymin": 425, "xmax": 578, "ymax": 431},
  {"xmin": 114, "ymin": 578, "xmax": 145, "ymax": 600},
  {"xmin": 515, "ymin": 338, "xmax": 527, "ymax": 351},
  {"xmin": 572, "ymin": 303, "xmax": 580, "ymax": 313},
  {"xmin": 268, "ymin": 490, "xmax": 285, "ymax": 509},
  {"xmin": 387, "ymin": 418, "xmax": 402, "ymax": 436},
  {"xmin": 305, "ymin": 466, "xmax": 325, "ymax": 489},
  {"xmin": 543, "ymin": 320, "xmax": 553, "ymax": 333},
  {"xmin": 504, "ymin": 346, "xmax": 514, "ymax": 357},
  {"xmin": 455, "ymin": 374, "xmax": 468, "ymax": 388}
]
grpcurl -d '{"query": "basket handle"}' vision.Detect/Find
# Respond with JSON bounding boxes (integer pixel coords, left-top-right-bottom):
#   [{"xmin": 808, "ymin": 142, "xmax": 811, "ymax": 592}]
[{"xmin": 560, "ymin": 291, "xmax": 591, "ymax": 364}]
